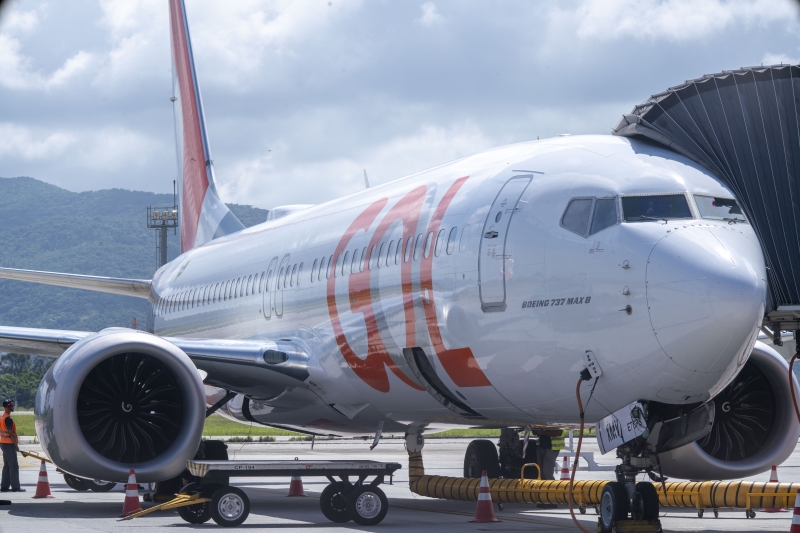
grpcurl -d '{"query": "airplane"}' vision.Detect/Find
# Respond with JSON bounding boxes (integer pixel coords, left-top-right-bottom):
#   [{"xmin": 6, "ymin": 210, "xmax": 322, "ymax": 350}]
[{"xmin": 0, "ymin": 0, "xmax": 797, "ymax": 526}]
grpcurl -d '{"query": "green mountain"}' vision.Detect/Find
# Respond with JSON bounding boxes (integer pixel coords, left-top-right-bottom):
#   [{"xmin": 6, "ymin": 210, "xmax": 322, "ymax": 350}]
[{"xmin": 0, "ymin": 177, "xmax": 268, "ymax": 332}]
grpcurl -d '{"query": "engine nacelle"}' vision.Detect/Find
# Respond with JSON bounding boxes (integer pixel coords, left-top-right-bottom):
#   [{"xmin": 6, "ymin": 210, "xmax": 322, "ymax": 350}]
[
  {"xmin": 35, "ymin": 329, "xmax": 205, "ymax": 483},
  {"xmin": 659, "ymin": 341, "xmax": 800, "ymax": 480}
]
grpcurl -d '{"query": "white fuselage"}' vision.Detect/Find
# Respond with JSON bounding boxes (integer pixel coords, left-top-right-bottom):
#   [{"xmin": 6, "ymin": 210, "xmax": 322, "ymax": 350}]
[{"xmin": 149, "ymin": 135, "xmax": 766, "ymax": 435}]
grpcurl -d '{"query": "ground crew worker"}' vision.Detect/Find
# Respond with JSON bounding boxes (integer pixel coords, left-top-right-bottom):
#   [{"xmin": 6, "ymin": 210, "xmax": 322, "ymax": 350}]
[{"xmin": 0, "ymin": 399, "xmax": 24, "ymax": 492}]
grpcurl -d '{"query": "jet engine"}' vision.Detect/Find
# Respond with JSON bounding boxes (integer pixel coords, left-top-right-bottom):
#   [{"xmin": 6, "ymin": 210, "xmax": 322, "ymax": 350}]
[
  {"xmin": 658, "ymin": 341, "xmax": 800, "ymax": 480},
  {"xmin": 34, "ymin": 329, "xmax": 205, "ymax": 483}
]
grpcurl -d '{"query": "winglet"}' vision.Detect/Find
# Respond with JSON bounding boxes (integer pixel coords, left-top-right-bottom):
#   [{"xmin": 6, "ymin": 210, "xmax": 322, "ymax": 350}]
[{"xmin": 169, "ymin": 0, "xmax": 244, "ymax": 253}]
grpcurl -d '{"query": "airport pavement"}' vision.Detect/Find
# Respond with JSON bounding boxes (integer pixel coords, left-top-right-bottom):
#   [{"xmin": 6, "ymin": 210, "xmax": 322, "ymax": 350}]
[{"xmin": 2, "ymin": 437, "xmax": 798, "ymax": 532}]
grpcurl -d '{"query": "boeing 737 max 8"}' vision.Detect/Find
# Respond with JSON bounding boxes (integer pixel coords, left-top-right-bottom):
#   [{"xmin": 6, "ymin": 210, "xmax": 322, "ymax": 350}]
[{"xmin": 0, "ymin": 0, "xmax": 796, "ymax": 501}]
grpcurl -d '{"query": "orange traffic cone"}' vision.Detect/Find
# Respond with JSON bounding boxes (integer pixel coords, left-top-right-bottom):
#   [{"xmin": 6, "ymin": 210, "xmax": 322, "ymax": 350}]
[
  {"xmin": 470, "ymin": 470, "xmax": 500, "ymax": 523},
  {"xmin": 287, "ymin": 476, "xmax": 306, "ymax": 497},
  {"xmin": 560, "ymin": 456, "xmax": 570, "ymax": 480},
  {"xmin": 32, "ymin": 460, "xmax": 53, "ymax": 499},
  {"xmin": 791, "ymin": 489, "xmax": 800, "ymax": 533},
  {"xmin": 119, "ymin": 469, "xmax": 142, "ymax": 517},
  {"xmin": 761, "ymin": 465, "xmax": 787, "ymax": 512}
]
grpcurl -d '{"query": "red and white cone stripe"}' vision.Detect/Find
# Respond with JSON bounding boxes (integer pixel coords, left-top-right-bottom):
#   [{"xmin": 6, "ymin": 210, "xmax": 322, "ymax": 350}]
[
  {"xmin": 32, "ymin": 460, "xmax": 53, "ymax": 499},
  {"xmin": 287, "ymin": 475, "xmax": 306, "ymax": 497},
  {"xmin": 560, "ymin": 456, "xmax": 570, "ymax": 481},
  {"xmin": 470, "ymin": 470, "xmax": 500, "ymax": 523},
  {"xmin": 761, "ymin": 465, "xmax": 786, "ymax": 512},
  {"xmin": 119, "ymin": 468, "xmax": 142, "ymax": 517},
  {"xmin": 790, "ymin": 489, "xmax": 800, "ymax": 533}
]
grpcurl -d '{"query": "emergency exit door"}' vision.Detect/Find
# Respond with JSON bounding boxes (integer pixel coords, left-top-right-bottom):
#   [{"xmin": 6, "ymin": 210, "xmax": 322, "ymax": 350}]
[
  {"xmin": 273, "ymin": 255, "xmax": 289, "ymax": 317},
  {"xmin": 479, "ymin": 176, "xmax": 531, "ymax": 312},
  {"xmin": 262, "ymin": 257, "xmax": 277, "ymax": 319}
]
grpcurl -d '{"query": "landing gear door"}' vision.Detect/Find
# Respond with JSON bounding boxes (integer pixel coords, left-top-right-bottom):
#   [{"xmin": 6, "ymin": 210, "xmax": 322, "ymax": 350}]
[
  {"xmin": 262, "ymin": 257, "xmax": 278, "ymax": 319},
  {"xmin": 479, "ymin": 176, "xmax": 531, "ymax": 312},
  {"xmin": 273, "ymin": 255, "xmax": 290, "ymax": 317}
]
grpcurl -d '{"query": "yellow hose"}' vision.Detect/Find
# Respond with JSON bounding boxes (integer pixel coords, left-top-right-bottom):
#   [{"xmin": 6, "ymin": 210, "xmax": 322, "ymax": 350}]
[
  {"xmin": 410, "ymin": 449, "xmax": 608, "ymax": 505},
  {"xmin": 409, "ymin": 450, "xmax": 800, "ymax": 510},
  {"xmin": 658, "ymin": 480, "xmax": 800, "ymax": 509}
]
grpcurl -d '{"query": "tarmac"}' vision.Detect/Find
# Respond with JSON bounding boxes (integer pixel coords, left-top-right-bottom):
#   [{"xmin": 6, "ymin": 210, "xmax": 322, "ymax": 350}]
[{"xmin": 2, "ymin": 437, "xmax": 799, "ymax": 532}]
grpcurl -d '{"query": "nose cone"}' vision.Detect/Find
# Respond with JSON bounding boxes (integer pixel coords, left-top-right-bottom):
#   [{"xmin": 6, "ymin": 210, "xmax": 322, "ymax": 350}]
[{"xmin": 646, "ymin": 226, "xmax": 765, "ymax": 376}]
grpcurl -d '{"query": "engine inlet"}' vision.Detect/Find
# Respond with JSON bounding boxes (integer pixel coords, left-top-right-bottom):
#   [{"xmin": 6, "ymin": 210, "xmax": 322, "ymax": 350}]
[{"xmin": 77, "ymin": 353, "xmax": 183, "ymax": 463}]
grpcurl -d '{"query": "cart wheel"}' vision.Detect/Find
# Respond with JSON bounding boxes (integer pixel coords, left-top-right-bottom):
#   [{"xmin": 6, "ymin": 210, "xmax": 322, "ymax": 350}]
[
  {"xmin": 85, "ymin": 480, "xmax": 116, "ymax": 492},
  {"xmin": 579, "ymin": 506, "xmax": 586, "ymax": 515},
  {"xmin": 747, "ymin": 509, "xmax": 756, "ymax": 519},
  {"xmin": 697, "ymin": 509, "xmax": 704, "ymax": 518},
  {"xmin": 178, "ymin": 500, "xmax": 211, "ymax": 524},
  {"xmin": 320, "ymin": 482, "xmax": 351, "ymax": 523},
  {"xmin": 63, "ymin": 473, "xmax": 89, "ymax": 492},
  {"xmin": 595, "ymin": 506, "xmax": 600, "ymax": 515},
  {"xmin": 210, "ymin": 486, "xmax": 250, "ymax": 527},
  {"xmin": 713, "ymin": 509, "xmax": 719, "ymax": 518},
  {"xmin": 347, "ymin": 485, "xmax": 389, "ymax": 526},
  {"xmin": 498, "ymin": 502, "xmax": 504, "ymax": 511}
]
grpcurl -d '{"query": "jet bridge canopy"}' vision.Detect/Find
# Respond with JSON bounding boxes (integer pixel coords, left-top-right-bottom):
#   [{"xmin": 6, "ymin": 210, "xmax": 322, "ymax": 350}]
[{"xmin": 612, "ymin": 64, "xmax": 800, "ymax": 327}]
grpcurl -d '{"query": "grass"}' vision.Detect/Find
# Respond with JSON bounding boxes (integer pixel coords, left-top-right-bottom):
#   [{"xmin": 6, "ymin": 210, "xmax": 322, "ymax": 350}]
[
  {"xmin": 8, "ymin": 414, "xmax": 35, "ymax": 436},
  {"xmin": 202, "ymin": 414, "xmax": 302, "ymax": 437},
  {"xmin": 425, "ymin": 429, "xmax": 501, "ymax": 438},
  {"xmin": 13, "ymin": 412, "xmax": 593, "ymax": 440}
]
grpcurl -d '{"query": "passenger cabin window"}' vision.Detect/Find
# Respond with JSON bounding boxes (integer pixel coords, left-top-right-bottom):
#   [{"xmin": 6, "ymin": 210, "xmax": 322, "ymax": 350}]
[
  {"xmin": 561, "ymin": 198, "xmax": 593, "ymax": 235},
  {"xmin": 694, "ymin": 195, "xmax": 747, "ymax": 223},
  {"xmin": 387, "ymin": 240, "xmax": 396, "ymax": 266},
  {"xmin": 424, "ymin": 231, "xmax": 434, "ymax": 259},
  {"xmin": 297, "ymin": 263, "xmax": 303, "ymax": 285},
  {"xmin": 446, "ymin": 226, "xmax": 458, "ymax": 254},
  {"xmin": 414, "ymin": 233, "xmax": 423, "ymax": 260},
  {"xmin": 368, "ymin": 245, "xmax": 377, "ymax": 270},
  {"xmin": 311, "ymin": 259, "xmax": 318, "ymax": 282},
  {"xmin": 434, "ymin": 229, "xmax": 446, "ymax": 257},
  {"xmin": 459, "ymin": 225, "xmax": 470, "ymax": 252},
  {"xmin": 622, "ymin": 194, "xmax": 692, "ymax": 222}
]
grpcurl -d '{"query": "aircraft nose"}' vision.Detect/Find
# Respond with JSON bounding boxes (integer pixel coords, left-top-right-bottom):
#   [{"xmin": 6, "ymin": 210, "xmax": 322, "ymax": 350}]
[{"xmin": 646, "ymin": 226, "xmax": 766, "ymax": 375}]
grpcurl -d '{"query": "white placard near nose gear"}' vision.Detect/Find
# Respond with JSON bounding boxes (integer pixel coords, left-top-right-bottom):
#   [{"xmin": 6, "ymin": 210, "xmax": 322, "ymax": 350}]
[{"xmin": 595, "ymin": 401, "xmax": 647, "ymax": 454}]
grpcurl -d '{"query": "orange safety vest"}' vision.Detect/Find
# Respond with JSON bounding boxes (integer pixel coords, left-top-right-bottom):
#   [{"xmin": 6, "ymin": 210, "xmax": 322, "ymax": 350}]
[{"xmin": 0, "ymin": 412, "xmax": 16, "ymax": 445}]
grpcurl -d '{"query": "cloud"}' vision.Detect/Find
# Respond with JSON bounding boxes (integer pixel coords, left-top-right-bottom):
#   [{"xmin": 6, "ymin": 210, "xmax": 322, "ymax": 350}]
[
  {"xmin": 564, "ymin": 0, "xmax": 798, "ymax": 42},
  {"xmin": 0, "ymin": 34, "xmax": 94, "ymax": 90},
  {"xmin": 762, "ymin": 51, "xmax": 799, "ymax": 65},
  {"xmin": 417, "ymin": 2, "xmax": 444, "ymax": 27},
  {"xmin": 219, "ymin": 122, "xmax": 494, "ymax": 207},
  {"xmin": 0, "ymin": 123, "xmax": 76, "ymax": 159},
  {"xmin": 0, "ymin": 7, "xmax": 39, "ymax": 33}
]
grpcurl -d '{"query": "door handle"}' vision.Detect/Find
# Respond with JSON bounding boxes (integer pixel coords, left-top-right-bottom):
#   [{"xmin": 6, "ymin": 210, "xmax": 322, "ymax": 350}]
[{"xmin": 484, "ymin": 231, "xmax": 499, "ymax": 239}]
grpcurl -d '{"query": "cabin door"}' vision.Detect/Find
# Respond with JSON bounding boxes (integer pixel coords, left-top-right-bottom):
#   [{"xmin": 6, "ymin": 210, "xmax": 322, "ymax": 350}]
[{"xmin": 478, "ymin": 176, "xmax": 531, "ymax": 312}]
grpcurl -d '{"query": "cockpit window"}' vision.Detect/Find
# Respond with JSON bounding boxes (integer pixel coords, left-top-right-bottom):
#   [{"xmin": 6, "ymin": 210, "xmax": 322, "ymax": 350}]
[
  {"xmin": 621, "ymin": 194, "xmax": 692, "ymax": 222},
  {"xmin": 561, "ymin": 198, "xmax": 592, "ymax": 235},
  {"xmin": 590, "ymin": 198, "xmax": 617, "ymax": 235},
  {"xmin": 694, "ymin": 195, "xmax": 748, "ymax": 223}
]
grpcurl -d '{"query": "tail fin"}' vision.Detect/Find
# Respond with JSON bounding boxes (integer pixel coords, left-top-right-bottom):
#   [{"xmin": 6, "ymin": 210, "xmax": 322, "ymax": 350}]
[{"xmin": 169, "ymin": 0, "xmax": 244, "ymax": 253}]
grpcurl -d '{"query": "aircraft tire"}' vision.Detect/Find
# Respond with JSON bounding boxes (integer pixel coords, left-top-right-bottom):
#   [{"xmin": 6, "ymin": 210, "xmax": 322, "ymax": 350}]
[
  {"xmin": 464, "ymin": 439, "xmax": 500, "ymax": 479},
  {"xmin": 63, "ymin": 473, "xmax": 89, "ymax": 492}
]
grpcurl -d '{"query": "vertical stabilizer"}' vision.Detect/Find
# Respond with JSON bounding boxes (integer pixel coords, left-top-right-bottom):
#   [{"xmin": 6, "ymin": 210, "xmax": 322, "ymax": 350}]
[{"xmin": 169, "ymin": 0, "xmax": 244, "ymax": 253}]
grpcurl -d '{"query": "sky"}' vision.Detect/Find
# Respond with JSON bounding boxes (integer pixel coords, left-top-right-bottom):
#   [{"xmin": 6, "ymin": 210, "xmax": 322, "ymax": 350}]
[{"xmin": 0, "ymin": 0, "xmax": 799, "ymax": 210}]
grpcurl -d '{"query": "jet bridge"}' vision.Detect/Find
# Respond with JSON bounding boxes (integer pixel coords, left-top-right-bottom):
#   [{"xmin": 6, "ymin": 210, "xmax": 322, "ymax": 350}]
[{"xmin": 612, "ymin": 64, "xmax": 800, "ymax": 332}]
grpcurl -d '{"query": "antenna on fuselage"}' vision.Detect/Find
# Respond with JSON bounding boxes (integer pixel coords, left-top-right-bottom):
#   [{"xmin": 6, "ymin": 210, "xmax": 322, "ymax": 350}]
[{"xmin": 364, "ymin": 169, "xmax": 370, "ymax": 189}]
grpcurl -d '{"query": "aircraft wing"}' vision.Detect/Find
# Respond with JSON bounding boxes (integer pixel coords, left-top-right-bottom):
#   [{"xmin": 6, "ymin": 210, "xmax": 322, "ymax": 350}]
[
  {"xmin": 0, "ymin": 326, "xmax": 308, "ymax": 396},
  {"xmin": 0, "ymin": 267, "xmax": 151, "ymax": 299}
]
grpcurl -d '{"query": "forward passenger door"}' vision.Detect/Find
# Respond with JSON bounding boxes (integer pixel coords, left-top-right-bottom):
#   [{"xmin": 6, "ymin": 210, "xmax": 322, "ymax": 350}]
[{"xmin": 478, "ymin": 176, "xmax": 532, "ymax": 312}]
